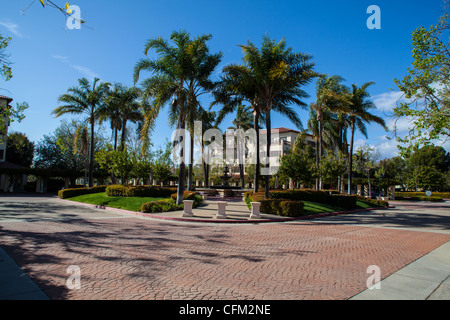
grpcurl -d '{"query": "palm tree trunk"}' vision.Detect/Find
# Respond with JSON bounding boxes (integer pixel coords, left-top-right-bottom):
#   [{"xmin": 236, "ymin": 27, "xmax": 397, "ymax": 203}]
[
  {"xmin": 264, "ymin": 109, "xmax": 271, "ymax": 199},
  {"xmin": 347, "ymin": 120, "xmax": 355, "ymax": 195},
  {"xmin": 187, "ymin": 133, "xmax": 194, "ymax": 191},
  {"xmin": 120, "ymin": 119, "xmax": 128, "ymax": 151},
  {"xmin": 176, "ymin": 118, "xmax": 186, "ymax": 206},
  {"xmin": 89, "ymin": 116, "xmax": 95, "ymax": 187},
  {"xmin": 315, "ymin": 136, "xmax": 319, "ymax": 190},
  {"xmin": 239, "ymin": 163, "xmax": 245, "ymax": 189},
  {"xmin": 317, "ymin": 109, "xmax": 323, "ymax": 190},
  {"xmin": 114, "ymin": 127, "xmax": 118, "ymax": 151},
  {"xmin": 253, "ymin": 111, "xmax": 260, "ymax": 193}
]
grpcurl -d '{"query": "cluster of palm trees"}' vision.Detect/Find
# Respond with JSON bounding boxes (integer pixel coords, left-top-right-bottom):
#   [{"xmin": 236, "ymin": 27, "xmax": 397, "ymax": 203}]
[
  {"xmin": 52, "ymin": 30, "xmax": 387, "ymax": 203},
  {"xmin": 52, "ymin": 79, "xmax": 146, "ymax": 187},
  {"xmin": 307, "ymin": 76, "xmax": 387, "ymax": 194}
]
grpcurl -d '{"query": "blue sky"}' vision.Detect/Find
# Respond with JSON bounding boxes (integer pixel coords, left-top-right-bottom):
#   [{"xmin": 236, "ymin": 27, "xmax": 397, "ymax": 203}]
[{"xmin": 1, "ymin": 0, "xmax": 448, "ymax": 158}]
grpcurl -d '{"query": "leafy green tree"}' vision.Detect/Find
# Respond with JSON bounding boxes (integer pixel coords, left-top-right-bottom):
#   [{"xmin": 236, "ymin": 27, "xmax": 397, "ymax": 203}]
[
  {"xmin": 353, "ymin": 145, "xmax": 380, "ymax": 197},
  {"xmin": 52, "ymin": 77, "xmax": 110, "ymax": 187},
  {"xmin": 95, "ymin": 147, "xmax": 133, "ymax": 185},
  {"xmin": 393, "ymin": 4, "xmax": 450, "ymax": 154},
  {"xmin": 415, "ymin": 166, "xmax": 447, "ymax": 191},
  {"xmin": 134, "ymin": 30, "xmax": 222, "ymax": 204},
  {"xmin": 278, "ymin": 133, "xmax": 316, "ymax": 189},
  {"xmin": 5, "ymin": 132, "xmax": 35, "ymax": 167},
  {"xmin": 152, "ymin": 142, "xmax": 174, "ymax": 186},
  {"xmin": 409, "ymin": 145, "xmax": 450, "ymax": 173},
  {"xmin": 0, "ymin": 31, "xmax": 12, "ymax": 82},
  {"xmin": 319, "ymin": 150, "xmax": 348, "ymax": 191},
  {"xmin": 34, "ymin": 120, "xmax": 88, "ymax": 172},
  {"xmin": 0, "ymin": 102, "xmax": 29, "ymax": 142}
]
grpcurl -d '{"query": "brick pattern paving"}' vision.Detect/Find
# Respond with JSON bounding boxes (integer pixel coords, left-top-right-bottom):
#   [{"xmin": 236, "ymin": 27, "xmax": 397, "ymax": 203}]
[{"xmin": 0, "ymin": 216, "xmax": 449, "ymax": 300}]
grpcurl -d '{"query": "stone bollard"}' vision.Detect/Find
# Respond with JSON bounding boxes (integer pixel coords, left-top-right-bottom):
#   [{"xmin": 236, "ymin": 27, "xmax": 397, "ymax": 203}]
[
  {"xmin": 250, "ymin": 202, "xmax": 261, "ymax": 219},
  {"xmin": 216, "ymin": 201, "xmax": 227, "ymax": 219},
  {"xmin": 182, "ymin": 200, "xmax": 194, "ymax": 217}
]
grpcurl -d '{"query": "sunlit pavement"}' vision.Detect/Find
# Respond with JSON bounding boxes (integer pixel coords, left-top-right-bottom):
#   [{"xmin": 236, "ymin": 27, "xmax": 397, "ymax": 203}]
[{"xmin": 0, "ymin": 195, "xmax": 449, "ymax": 300}]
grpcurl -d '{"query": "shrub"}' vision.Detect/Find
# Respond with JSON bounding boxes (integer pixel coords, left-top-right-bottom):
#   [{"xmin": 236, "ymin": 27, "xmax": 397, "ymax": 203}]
[
  {"xmin": 105, "ymin": 185, "xmax": 178, "ymax": 197},
  {"xmin": 244, "ymin": 192, "xmax": 304, "ymax": 217},
  {"xmin": 329, "ymin": 195, "xmax": 358, "ymax": 210},
  {"xmin": 58, "ymin": 185, "xmax": 108, "ymax": 199},
  {"xmin": 396, "ymin": 195, "xmax": 443, "ymax": 202},
  {"xmin": 171, "ymin": 191, "xmax": 203, "ymax": 207},
  {"xmin": 141, "ymin": 193, "xmax": 204, "ymax": 214},
  {"xmin": 105, "ymin": 185, "xmax": 128, "ymax": 197},
  {"xmin": 395, "ymin": 192, "xmax": 450, "ymax": 199},
  {"xmin": 141, "ymin": 199, "xmax": 183, "ymax": 213},
  {"xmin": 269, "ymin": 189, "xmax": 331, "ymax": 203},
  {"xmin": 128, "ymin": 186, "xmax": 177, "ymax": 197},
  {"xmin": 356, "ymin": 195, "xmax": 389, "ymax": 208},
  {"xmin": 279, "ymin": 200, "xmax": 305, "ymax": 217}
]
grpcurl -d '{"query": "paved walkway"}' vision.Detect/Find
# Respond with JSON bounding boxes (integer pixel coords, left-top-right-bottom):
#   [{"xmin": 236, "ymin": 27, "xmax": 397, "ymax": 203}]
[{"xmin": 0, "ymin": 195, "xmax": 449, "ymax": 300}]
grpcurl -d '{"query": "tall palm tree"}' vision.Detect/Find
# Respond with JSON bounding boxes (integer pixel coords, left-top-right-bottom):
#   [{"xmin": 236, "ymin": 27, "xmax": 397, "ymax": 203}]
[
  {"xmin": 212, "ymin": 64, "xmax": 263, "ymax": 193},
  {"xmin": 215, "ymin": 104, "xmax": 257, "ymax": 188},
  {"xmin": 307, "ymin": 107, "xmax": 338, "ymax": 189},
  {"xmin": 108, "ymin": 84, "xmax": 143, "ymax": 151},
  {"xmin": 133, "ymin": 30, "xmax": 222, "ymax": 205},
  {"xmin": 196, "ymin": 108, "xmax": 216, "ymax": 188},
  {"xmin": 53, "ymin": 77, "xmax": 110, "ymax": 187},
  {"xmin": 310, "ymin": 75, "xmax": 349, "ymax": 189},
  {"xmin": 346, "ymin": 82, "xmax": 387, "ymax": 194},
  {"xmin": 240, "ymin": 36, "xmax": 318, "ymax": 198}
]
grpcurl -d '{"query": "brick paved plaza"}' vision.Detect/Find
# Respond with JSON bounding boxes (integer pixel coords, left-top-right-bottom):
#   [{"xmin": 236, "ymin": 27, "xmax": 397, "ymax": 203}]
[{"xmin": 0, "ymin": 195, "xmax": 449, "ymax": 300}]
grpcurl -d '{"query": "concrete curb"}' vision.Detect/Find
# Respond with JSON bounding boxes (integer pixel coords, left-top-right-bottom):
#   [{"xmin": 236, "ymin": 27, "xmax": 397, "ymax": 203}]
[
  {"xmin": 0, "ymin": 247, "xmax": 49, "ymax": 300},
  {"xmin": 58, "ymin": 198, "xmax": 393, "ymax": 224}
]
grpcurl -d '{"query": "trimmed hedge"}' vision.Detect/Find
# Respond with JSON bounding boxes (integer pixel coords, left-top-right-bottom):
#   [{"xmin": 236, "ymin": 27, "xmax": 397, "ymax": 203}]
[
  {"xmin": 244, "ymin": 192, "xmax": 305, "ymax": 217},
  {"xmin": 395, "ymin": 192, "xmax": 449, "ymax": 199},
  {"xmin": 141, "ymin": 199, "xmax": 183, "ymax": 213},
  {"xmin": 105, "ymin": 185, "xmax": 178, "ymax": 197},
  {"xmin": 329, "ymin": 194, "xmax": 358, "ymax": 210},
  {"xmin": 141, "ymin": 193, "xmax": 203, "ymax": 213},
  {"xmin": 58, "ymin": 185, "xmax": 108, "ymax": 199},
  {"xmin": 268, "ymin": 189, "xmax": 357, "ymax": 210},
  {"xmin": 395, "ymin": 195, "xmax": 444, "ymax": 202},
  {"xmin": 355, "ymin": 195, "xmax": 389, "ymax": 208}
]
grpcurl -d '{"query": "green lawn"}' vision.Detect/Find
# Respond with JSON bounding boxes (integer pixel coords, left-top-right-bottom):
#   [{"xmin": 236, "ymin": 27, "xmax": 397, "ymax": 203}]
[
  {"xmin": 68, "ymin": 192, "xmax": 166, "ymax": 212},
  {"xmin": 302, "ymin": 200, "xmax": 374, "ymax": 216},
  {"xmin": 69, "ymin": 192, "xmax": 379, "ymax": 215}
]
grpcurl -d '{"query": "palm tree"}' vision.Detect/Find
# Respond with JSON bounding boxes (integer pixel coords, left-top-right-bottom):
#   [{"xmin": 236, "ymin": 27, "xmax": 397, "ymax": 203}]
[
  {"xmin": 240, "ymin": 36, "xmax": 318, "ymax": 198},
  {"xmin": 212, "ymin": 64, "xmax": 263, "ymax": 193},
  {"xmin": 52, "ymin": 77, "xmax": 110, "ymax": 187},
  {"xmin": 133, "ymin": 30, "xmax": 222, "ymax": 205},
  {"xmin": 307, "ymin": 107, "xmax": 338, "ymax": 189},
  {"xmin": 310, "ymin": 75, "xmax": 349, "ymax": 189},
  {"xmin": 110, "ymin": 85, "xmax": 143, "ymax": 151},
  {"xmin": 346, "ymin": 82, "xmax": 387, "ymax": 194},
  {"xmin": 73, "ymin": 124, "xmax": 89, "ymax": 186},
  {"xmin": 196, "ymin": 108, "xmax": 217, "ymax": 188},
  {"xmin": 215, "ymin": 104, "xmax": 257, "ymax": 188}
]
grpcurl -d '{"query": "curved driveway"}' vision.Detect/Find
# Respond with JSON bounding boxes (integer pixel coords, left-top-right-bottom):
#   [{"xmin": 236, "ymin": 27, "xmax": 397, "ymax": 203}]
[{"xmin": 0, "ymin": 195, "xmax": 449, "ymax": 300}]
